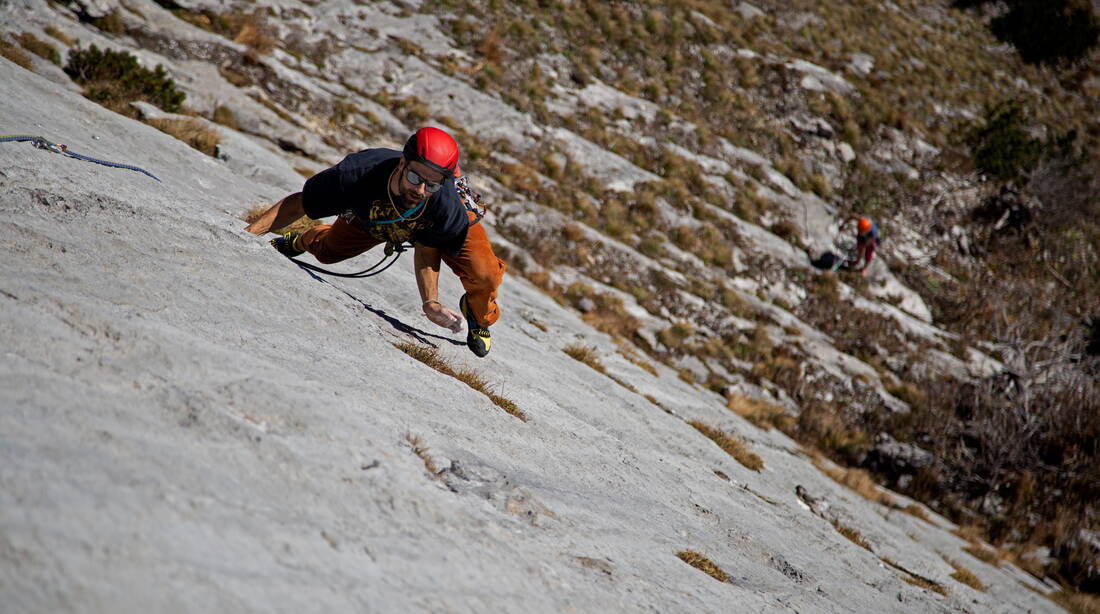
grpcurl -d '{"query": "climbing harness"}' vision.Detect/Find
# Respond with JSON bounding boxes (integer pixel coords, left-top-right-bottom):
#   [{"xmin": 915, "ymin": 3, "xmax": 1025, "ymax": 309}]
[
  {"xmin": 288, "ymin": 241, "xmax": 411, "ymax": 278},
  {"xmin": 0, "ymin": 135, "xmax": 161, "ymax": 182}
]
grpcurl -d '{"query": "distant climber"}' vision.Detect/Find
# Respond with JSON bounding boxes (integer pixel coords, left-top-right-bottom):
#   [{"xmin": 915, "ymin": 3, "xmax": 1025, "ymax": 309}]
[
  {"xmin": 806, "ymin": 216, "xmax": 880, "ymax": 277},
  {"xmin": 245, "ymin": 127, "xmax": 506, "ymax": 357},
  {"xmin": 843, "ymin": 216, "xmax": 880, "ymax": 278}
]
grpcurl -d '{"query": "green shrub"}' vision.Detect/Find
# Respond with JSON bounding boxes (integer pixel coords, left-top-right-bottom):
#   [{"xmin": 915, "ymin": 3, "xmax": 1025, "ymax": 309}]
[
  {"xmin": 64, "ymin": 45, "xmax": 185, "ymax": 114},
  {"xmin": 968, "ymin": 102, "xmax": 1041, "ymax": 181},
  {"xmin": 954, "ymin": 0, "xmax": 1099, "ymax": 65}
]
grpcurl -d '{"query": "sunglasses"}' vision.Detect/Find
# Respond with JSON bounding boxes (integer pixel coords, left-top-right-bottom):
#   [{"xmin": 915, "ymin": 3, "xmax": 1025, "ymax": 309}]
[{"xmin": 405, "ymin": 168, "xmax": 443, "ymax": 193}]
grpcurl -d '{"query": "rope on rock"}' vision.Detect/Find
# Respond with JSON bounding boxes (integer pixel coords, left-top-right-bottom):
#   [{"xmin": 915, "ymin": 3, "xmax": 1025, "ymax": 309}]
[
  {"xmin": 289, "ymin": 241, "xmax": 410, "ymax": 279},
  {"xmin": 0, "ymin": 135, "xmax": 161, "ymax": 182}
]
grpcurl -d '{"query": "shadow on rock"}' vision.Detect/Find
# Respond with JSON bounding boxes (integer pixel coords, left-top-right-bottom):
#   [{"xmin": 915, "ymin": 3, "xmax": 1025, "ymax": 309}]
[{"xmin": 300, "ymin": 268, "xmax": 464, "ymax": 349}]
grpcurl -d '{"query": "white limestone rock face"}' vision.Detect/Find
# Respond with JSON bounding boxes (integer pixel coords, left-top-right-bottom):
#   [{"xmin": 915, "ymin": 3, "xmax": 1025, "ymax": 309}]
[
  {"xmin": 68, "ymin": 0, "xmax": 118, "ymax": 19},
  {"xmin": 0, "ymin": 3, "xmax": 1067, "ymax": 613}
]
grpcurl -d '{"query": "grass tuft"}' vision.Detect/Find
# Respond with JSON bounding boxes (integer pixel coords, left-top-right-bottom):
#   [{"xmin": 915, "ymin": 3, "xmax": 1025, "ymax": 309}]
[
  {"xmin": 688, "ymin": 420, "xmax": 763, "ymax": 471},
  {"xmin": 44, "ymin": 26, "xmax": 74, "ymax": 46},
  {"xmin": 404, "ymin": 432, "xmax": 440, "ymax": 476},
  {"xmin": 945, "ymin": 558, "xmax": 986, "ymax": 592},
  {"xmin": 676, "ymin": 550, "xmax": 729, "ymax": 582},
  {"xmin": 15, "ymin": 32, "xmax": 60, "ymax": 65},
  {"xmin": 563, "ymin": 342, "xmax": 606, "ymax": 374},
  {"xmin": 902, "ymin": 504, "xmax": 933, "ymax": 524},
  {"xmin": 962, "ymin": 543, "xmax": 1001, "ymax": 568},
  {"xmin": 813, "ymin": 455, "xmax": 895, "ymax": 508},
  {"xmin": 833, "ymin": 520, "xmax": 873, "ymax": 551},
  {"xmin": 0, "ymin": 38, "xmax": 34, "ymax": 70},
  {"xmin": 395, "ymin": 342, "xmax": 526, "ymax": 421},
  {"xmin": 145, "ymin": 117, "xmax": 220, "ymax": 156},
  {"xmin": 1052, "ymin": 591, "xmax": 1100, "ymax": 614},
  {"xmin": 882, "ymin": 557, "xmax": 948, "ymax": 595},
  {"xmin": 726, "ymin": 393, "xmax": 791, "ymax": 431}
]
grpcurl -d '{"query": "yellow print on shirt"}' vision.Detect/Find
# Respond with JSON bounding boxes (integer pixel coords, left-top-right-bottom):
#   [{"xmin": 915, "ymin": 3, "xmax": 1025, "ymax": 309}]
[{"xmin": 354, "ymin": 199, "xmax": 433, "ymax": 244}]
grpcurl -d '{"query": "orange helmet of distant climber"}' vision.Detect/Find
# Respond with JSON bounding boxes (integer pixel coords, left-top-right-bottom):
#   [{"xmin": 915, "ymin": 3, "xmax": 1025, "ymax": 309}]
[{"xmin": 857, "ymin": 217, "xmax": 872, "ymax": 234}]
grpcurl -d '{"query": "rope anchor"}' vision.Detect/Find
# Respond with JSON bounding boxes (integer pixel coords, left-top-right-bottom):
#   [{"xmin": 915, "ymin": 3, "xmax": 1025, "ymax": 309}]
[{"xmin": 1, "ymin": 134, "xmax": 161, "ymax": 182}]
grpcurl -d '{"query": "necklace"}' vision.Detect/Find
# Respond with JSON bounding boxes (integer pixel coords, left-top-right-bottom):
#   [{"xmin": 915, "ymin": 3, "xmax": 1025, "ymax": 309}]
[{"xmin": 386, "ymin": 165, "xmax": 427, "ymax": 223}]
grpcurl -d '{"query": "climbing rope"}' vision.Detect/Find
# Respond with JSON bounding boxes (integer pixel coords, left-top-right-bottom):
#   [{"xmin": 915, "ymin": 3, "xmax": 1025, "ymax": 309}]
[
  {"xmin": 288, "ymin": 241, "xmax": 410, "ymax": 278},
  {"xmin": 0, "ymin": 135, "xmax": 161, "ymax": 182}
]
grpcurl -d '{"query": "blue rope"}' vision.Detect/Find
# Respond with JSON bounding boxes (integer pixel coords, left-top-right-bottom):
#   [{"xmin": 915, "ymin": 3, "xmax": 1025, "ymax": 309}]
[{"xmin": 1, "ymin": 135, "xmax": 161, "ymax": 182}]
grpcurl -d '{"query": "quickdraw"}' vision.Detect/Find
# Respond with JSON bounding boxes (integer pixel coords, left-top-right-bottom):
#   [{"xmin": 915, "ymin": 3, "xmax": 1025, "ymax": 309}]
[
  {"xmin": 0, "ymin": 135, "xmax": 161, "ymax": 182},
  {"xmin": 455, "ymin": 174, "xmax": 485, "ymax": 225}
]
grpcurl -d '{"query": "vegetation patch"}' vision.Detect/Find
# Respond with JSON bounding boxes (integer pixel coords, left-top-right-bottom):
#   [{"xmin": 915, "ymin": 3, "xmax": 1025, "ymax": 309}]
[
  {"xmin": 726, "ymin": 393, "xmax": 791, "ymax": 431},
  {"xmin": 1052, "ymin": 590, "xmax": 1100, "ymax": 614},
  {"xmin": 676, "ymin": 550, "xmax": 729, "ymax": 583},
  {"xmin": 813, "ymin": 456, "xmax": 896, "ymax": 508},
  {"xmin": 395, "ymin": 342, "xmax": 526, "ymax": 421},
  {"xmin": 563, "ymin": 342, "xmax": 606, "ymax": 374},
  {"xmin": 955, "ymin": 0, "xmax": 1099, "ymax": 65},
  {"xmin": 961, "ymin": 543, "xmax": 1000, "ymax": 567},
  {"xmin": 881, "ymin": 557, "xmax": 948, "ymax": 596},
  {"xmin": 945, "ymin": 557, "xmax": 986, "ymax": 592},
  {"xmin": 0, "ymin": 38, "xmax": 33, "ymax": 70},
  {"xmin": 64, "ymin": 45, "xmax": 185, "ymax": 115},
  {"xmin": 404, "ymin": 432, "xmax": 441, "ymax": 477},
  {"xmin": 145, "ymin": 117, "xmax": 220, "ymax": 156},
  {"xmin": 15, "ymin": 32, "xmax": 60, "ymax": 65},
  {"xmin": 902, "ymin": 504, "xmax": 933, "ymax": 524},
  {"xmin": 688, "ymin": 420, "xmax": 763, "ymax": 471},
  {"xmin": 44, "ymin": 26, "xmax": 74, "ymax": 47},
  {"xmin": 833, "ymin": 519, "xmax": 873, "ymax": 551}
]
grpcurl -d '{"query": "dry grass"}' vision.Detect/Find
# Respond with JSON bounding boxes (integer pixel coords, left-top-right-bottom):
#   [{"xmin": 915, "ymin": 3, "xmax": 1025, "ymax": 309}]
[
  {"xmin": 688, "ymin": 420, "xmax": 763, "ymax": 471},
  {"xmin": 882, "ymin": 557, "xmax": 948, "ymax": 595},
  {"xmin": 900, "ymin": 572, "xmax": 948, "ymax": 596},
  {"xmin": 395, "ymin": 342, "xmax": 526, "ymax": 421},
  {"xmin": 833, "ymin": 520, "xmax": 873, "ymax": 551},
  {"xmin": 945, "ymin": 557, "xmax": 986, "ymax": 592},
  {"xmin": 902, "ymin": 504, "xmax": 933, "ymax": 524},
  {"xmin": 0, "ymin": 39, "xmax": 33, "ymax": 70},
  {"xmin": 617, "ymin": 342, "xmax": 658, "ymax": 377},
  {"xmin": 563, "ymin": 342, "xmax": 606, "ymax": 374},
  {"xmin": 44, "ymin": 26, "xmax": 74, "ymax": 46},
  {"xmin": 145, "ymin": 117, "xmax": 220, "ymax": 156},
  {"xmin": 15, "ymin": 32, "xmax": 59, "ymax": 65},
  {"xmin": 404, "ymin": 432, "xmax": 441, "ymax": 477},
  {"xmin": 726, "ymin": 392, "xmax": 790, "ymax": 431},
  {"xmin": 211, "ymin": 104, "xmax": 238, "ymax": 129},
  {"xmin": 813, "ymin": 455, "xmax": 896, "ymax": 508},
  {"xmin": 1052, "ymin": 591, "xmax": 1100, "ymax": 614},
  {"xmin": 962, "ymin": 543, "xmax": 1001, "ymax": 568},
  {"xmin": 676, "ymin": 550, "xmax": 729, "ymax": 583}
]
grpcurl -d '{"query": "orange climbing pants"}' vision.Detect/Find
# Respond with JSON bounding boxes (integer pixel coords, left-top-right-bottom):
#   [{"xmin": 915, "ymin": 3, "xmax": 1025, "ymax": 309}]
[{"xmin": 298, "ymin": 211, "xmax": 506, "ymax": 327}]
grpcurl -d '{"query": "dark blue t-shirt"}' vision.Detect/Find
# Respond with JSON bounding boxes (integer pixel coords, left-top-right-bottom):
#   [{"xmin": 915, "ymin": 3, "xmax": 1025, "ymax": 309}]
[{"xmin": 301, "ymin": 148, "xmax": 469, "ymax": 254}]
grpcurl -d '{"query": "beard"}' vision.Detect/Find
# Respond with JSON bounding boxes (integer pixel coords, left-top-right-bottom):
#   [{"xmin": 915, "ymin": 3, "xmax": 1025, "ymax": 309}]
[{"xmin": 398, "ymin": 187, "xmax": 423, "ymax": 208}]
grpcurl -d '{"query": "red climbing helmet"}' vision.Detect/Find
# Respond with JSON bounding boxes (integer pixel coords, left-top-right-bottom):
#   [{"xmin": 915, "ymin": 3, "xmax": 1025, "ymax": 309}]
[
  {"xmin": 403, "ymin": 127, "xmax": 460, "ymax": 176},
  {"xmin": 857, "ymin": 217, "xmax": 872, "ymax": 234}
]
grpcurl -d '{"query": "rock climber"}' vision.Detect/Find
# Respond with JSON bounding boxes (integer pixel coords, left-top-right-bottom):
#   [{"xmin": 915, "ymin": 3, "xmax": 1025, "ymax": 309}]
[{"xmin": 245, "ymin": 127, "xmax": 505, "ymax": 357}]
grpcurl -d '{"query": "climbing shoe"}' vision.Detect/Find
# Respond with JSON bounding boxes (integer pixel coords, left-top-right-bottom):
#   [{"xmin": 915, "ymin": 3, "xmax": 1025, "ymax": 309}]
[
  {"xmin": 459, "ymin": 293, "xmax": 491, "ymax": 358},
  {"xmin": 270, "ymin": 232, "xmax": 304, "ymax": 258}
]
